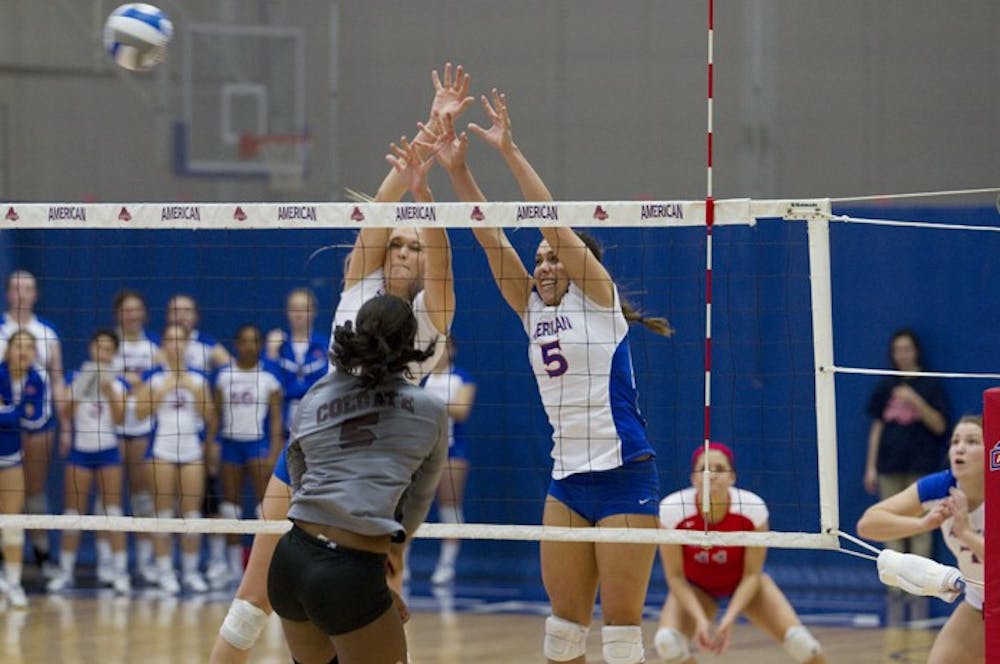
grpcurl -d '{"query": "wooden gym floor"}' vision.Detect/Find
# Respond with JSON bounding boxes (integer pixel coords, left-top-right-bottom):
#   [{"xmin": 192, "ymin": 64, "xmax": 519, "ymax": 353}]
[{"xmin": 0, "ymin": 592, "xmax": 938, "ymax": 663}]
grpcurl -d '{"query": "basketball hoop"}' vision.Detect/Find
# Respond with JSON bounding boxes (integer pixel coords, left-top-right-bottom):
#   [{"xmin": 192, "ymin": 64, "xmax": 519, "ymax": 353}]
[{"xmin": 238, "ymin": 132, "xmax": 311, "ymax": 192}]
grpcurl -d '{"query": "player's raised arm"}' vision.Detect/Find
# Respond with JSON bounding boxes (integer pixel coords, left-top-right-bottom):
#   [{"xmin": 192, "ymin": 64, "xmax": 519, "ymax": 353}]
[
  {"xmin": 471, "ymin": 227, "xmax": 532, "ymax": 317},
  {"xmin": 537, "ymin": 227, "xmax": 615, "ymax": 309}
]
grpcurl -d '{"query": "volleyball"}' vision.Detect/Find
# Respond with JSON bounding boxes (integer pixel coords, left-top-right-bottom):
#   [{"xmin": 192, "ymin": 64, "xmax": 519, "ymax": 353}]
[{"xmin": 103, "ymin": 4, "xmax": 173, "ymax": 72}]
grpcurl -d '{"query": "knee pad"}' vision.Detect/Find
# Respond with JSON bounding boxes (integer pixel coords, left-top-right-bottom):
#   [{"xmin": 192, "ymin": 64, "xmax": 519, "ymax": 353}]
[
  {"xmin": 783, "ymin": 625, "xmax": 822, "ymax": 663},
  {"xmin": 438, "ymin": 504, "xmax": 463, "ymax": 524},
  {"xmin": 602, "ymin": 625, "xmax": 644, "ymax": 664},
  {"xmin": 544, "ymin": 615, "xmax": 589, "ymax": 661},
  {"xmin": 103, "ymin": 504, "xmax": 124, "ymax": 518},
  {"xmin": 219, "ymin": 598, "xmax": 269, "ymax": 650},
  {"xmin": 132, "ymin": 492, "xmax": 155, "ymax": 518},
  {"xmin": 255, "ymin": 503, "xmax": 264, "ymax": 520},
  {"xmin": 26, "ymin": 492, "xmax": 48, "ymax": 515},
  {"xmin": 654, "ymin": 628, "xmax": 690, "ymax": 664},
  {"xmin": 2, "ymin": 528, "xmax": 24, "ymax": 547},
  {"xmin": 218, "ymin": 501, "xmax": 241, "ymax": 521}
]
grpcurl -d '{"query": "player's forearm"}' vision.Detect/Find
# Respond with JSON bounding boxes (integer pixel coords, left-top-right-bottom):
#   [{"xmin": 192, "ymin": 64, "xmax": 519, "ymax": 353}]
[
  {"xmin": 721, "ymin": 574, "xmax": 761, "ymax": 625},
  {"xmin": 502, "ymin": 145, "xmax": 552, "ymax": 202},
  {"xmin": 857, "ymin": 508, "xmax": 929, "ymax": 542},
  {"xmin": 667, "ymin": 576, "xmax": 711, "ymax": 625},
  {"xmin": 955, "ymin": 529, "xmax": 984, "ymax": 561},
  {"xmin": 446, "ymin": 164, "xmax": 486, "ymax": 203}
]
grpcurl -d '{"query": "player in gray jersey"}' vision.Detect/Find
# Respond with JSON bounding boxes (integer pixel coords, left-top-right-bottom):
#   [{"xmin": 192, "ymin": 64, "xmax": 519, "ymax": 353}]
[{"xmin": 267, "ymin": 295, "xmax": 447, "ymax": 664}]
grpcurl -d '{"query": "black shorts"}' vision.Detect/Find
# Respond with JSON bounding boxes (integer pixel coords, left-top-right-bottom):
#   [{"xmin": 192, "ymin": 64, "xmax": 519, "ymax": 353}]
[{"xmin": 268, "ymin": 525, "xmax": 392, "ymax": 635}]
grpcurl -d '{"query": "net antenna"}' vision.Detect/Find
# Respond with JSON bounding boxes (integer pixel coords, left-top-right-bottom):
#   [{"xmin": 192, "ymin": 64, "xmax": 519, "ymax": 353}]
[{"xmin": 238, "ymin": 131, "xmax": 311, "ymax": 192}]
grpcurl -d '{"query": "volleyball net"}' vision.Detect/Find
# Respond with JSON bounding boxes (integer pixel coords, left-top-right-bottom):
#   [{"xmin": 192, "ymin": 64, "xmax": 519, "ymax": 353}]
[{"xmin": 0, "ymin": 197, "xmax": 996, "ymax": 560}]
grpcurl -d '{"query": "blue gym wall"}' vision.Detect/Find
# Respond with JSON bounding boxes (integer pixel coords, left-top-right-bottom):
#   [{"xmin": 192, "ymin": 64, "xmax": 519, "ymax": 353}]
[{"xmin": 4, "ymin": 203, "xmax": 998, "ymax": 614}]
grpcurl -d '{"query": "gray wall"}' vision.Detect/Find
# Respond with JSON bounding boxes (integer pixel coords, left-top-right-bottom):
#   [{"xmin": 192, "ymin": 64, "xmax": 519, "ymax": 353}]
[{"xmin": 1, "ymin": 0, "xmax": 997, "ymax": 202}]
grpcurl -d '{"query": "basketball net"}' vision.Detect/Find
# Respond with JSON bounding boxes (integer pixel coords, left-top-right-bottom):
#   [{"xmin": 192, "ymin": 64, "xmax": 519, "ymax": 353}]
[{"xmin": 238, "ymin": 133, "xmax": 310, "ymax": 192}]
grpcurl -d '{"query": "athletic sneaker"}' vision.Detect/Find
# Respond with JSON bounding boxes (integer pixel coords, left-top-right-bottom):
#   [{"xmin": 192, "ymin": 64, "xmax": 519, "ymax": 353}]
[
  {"xmin": 182, "ymin": 571, "xmax": 208, "ymax": 593},
  {"xmin": 111, "ymin": 574, "xmax": 131, "ymax": 595},
  {"xmin": 204, "ymin": 560, "xmax": 229, "ymax": 589},
  {"xmin": 139, "ymin": 563, "xmax": 160, "ymax": 586},
  {"xmin": 158, "ymin": 570, "xmax": 180, "ymax": 595},
  {"xmin": 7, "ymin": 585, "xmax": 28, "ymax": 609},
  {"xmin": 431, "ymin": 563, "xmax": 455, "ymax": 585},
  {"xmin": 46, "ymin": 570, "xmax": 73, "ymax": 593}
]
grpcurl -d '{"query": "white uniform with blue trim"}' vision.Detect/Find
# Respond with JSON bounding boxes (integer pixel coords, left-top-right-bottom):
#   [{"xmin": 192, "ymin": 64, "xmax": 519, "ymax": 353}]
[
  {"xmin": 70, "ymin": 370, "xmax": 128, "ymax": 453},
  {"xmin": 183, "ymin": 329, "xmax": 220, "ymax": 373},
  {"xmin": 147, "ymin": 367, "xmax": 207, "ymax": 463},
  {"xmin": 917, "ymin": 469, "xmax": 985, "ymax": 609},
  {"xmin": 332, "ymin": 268, "xmax": 445, "ymax": 385},
  {"xmin": 522, "ymin": 284, "xmax": 651, "ymax": 480},
  {"xmin": 215, "ymin": 363, "xmax": 282, "ymax": 441}
]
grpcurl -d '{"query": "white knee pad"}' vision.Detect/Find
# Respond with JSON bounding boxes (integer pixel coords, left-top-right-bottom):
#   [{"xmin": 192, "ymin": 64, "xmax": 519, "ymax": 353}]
[
  {"xmin": 103, "ymin": 504, "xmax": 124, "ymax": 518},
  {"xmin": 602, "ymin": 625, "xmax": 644, "ymax": 664},
  {"xmin": 783, "ymin": 626, "xmax": 821, "ymax": 663},
  {"xmin": 654, "ymin": 627, "xmax": 690, "ymax": 664},
  {"xmin": 26, "ymin": 492, "xmax": 48, "ymax": 515},
  {"xmin": 219, "ymin": 598, "xmax": 269, "ymax": 650},
  {"xmin": 544, "ymin": 615, "xmax": 590, "ymax": 661},
  {"xmin": 132, "ymin": 492, "xmax": 155, "ymax": 518},
  {"xmin": 2, "ymin": 528, "xmax": 24, "ymax": 547},
  {"xmin": 438, "ymin": 504, "xmax": 463, "ymax": 524},
  {"xmin": 218, "ymin": 501, "xmax": 241, "ymax": 521}
]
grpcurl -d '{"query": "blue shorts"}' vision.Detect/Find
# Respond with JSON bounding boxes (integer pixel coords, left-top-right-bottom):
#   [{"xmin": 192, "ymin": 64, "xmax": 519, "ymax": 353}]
[
  {"xmin": 220, "ymin": 437, "xmax": 270, "ymax": 465},
  {"xmin": 548, "ymin": 459, "xmax": 660, "ymax": 524},
  {"xmin": 0, "ymin": 450, "xmax": 22, "ymax": 469},
  {"xmin": 68, "ymin": 447, "xmax": 121, "ymax": 469},
  {"xmin": 120, "ymin": 433, "xmax": 153, "ymax": 460},
  {"xmin": 25, "ymin": 415, "xmax": 57, "ymax": 434}
]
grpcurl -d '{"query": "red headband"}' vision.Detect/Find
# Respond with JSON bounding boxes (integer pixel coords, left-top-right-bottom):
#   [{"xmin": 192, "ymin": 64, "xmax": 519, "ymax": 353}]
[{"xmin": 691, "ymin": 442, "xmax": 735, "ymax": 470}]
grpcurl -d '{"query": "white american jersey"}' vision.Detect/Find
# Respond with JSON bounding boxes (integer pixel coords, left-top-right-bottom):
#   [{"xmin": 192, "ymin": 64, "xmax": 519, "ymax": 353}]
[
  {"xmin": 113, "ymin": 332, "xmax": 161, "ymax": 437},
  {"xmin": 522, "ymin": 284, "xmax": 653, "ymax": 479},
  {"xmin": 147, "ymin": 367, "xmax": 206, "ymax": 463},
  {"xmin": 0, "ymin": 313, "xmax": 60, "ymax": 372},
  {"xmin": 214, "ymin": 363, "xmax": 283, "ymax": 441},
  {"xmin": 69, "ymin": 370, "xmax": 128, "ymax": 453},
  {"xmin": 917, "ymin": 469, "xmax": 985, "ymax": 609},
  {"xmin": 332, "ymin": 268, "xmax": 446, "ymax": 385}
]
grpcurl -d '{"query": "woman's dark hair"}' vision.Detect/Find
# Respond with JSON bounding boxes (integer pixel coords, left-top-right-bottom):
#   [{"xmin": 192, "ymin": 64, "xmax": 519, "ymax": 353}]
[
  {"xmin": 888, "ymin": 328, "xmax": 922, "ymax": 370},
  {"xmin": 573, "ymin": 230, "xmax": 674, "ymax": 337},
  {"xmin": 331, "ymin": 295, "xmax": 435, "ymax": 389},
  {"xmin": 233, "ymin": 323, "xmax": 262, "ymax": 343},
  {"xmin": 112, "ymin": 288, "xmax": 148, "ymax": 317},
  {"xmin": 90, "ymin": 328, "xmax": 120, "ymax": 350}
]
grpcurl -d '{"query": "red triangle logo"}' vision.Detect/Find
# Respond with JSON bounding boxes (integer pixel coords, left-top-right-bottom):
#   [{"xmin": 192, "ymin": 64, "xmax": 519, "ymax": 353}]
[
  {"xmin": 118, "ymin": 206, "xmax": 132, "ymax": 222},
  {"xmin": 4, "ymin": 207, "xmax": 18, "ymax": 222},
  {"xmin": 350, "ymin": 206, "xmax": 365, "ymax": 222},
  {"xmin": 233, "ymin": 206, "xmax": 247, "ymax": 221},
  {"xmin": 593, "ymin": 205, "xmax": 608, "ymax": 221},
  {"xmin": 470, "ymin": 206, "xmax": 485, "ymax": 221}
]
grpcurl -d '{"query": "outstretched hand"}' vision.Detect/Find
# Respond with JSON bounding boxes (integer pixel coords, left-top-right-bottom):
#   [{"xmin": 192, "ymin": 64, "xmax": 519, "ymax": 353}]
[
  {"xmin": 430, "ymin": 62, "xmax": 474, "ymax": 123},
  {"xmin": 417, "ymin": 112, "xmax": 469, "ymax": 174},
  {"xmin": 468, "ymin": 88, "xmax": 514, "ymax": 154},
  {"xmin": 386, "ymin": 136, "xmax": 434, "ymax": 201}
]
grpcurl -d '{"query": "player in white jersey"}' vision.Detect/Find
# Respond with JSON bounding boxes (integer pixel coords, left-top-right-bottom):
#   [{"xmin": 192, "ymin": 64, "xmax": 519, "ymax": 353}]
[
  {"xmin": 461, "ymin": 89, "xmax": 672, "ymax": 664},
  {"xmin": 858, "ymin": 416, "xmax": 985, "ymax": 664},
  {"xmin": 110, "ymin": 289, "xmax": 161, "ymax": 583},
  {"xmin": 422, "ymin": 337, "xmax": 477, "ymax": 586},
  {"xmin": 48, "ymin": 329, "xmax": 131, "ymax": 595},
  {"xmin": 210, "ymin": 62, "xmax": 466, "ymax": 664},
  {"xmin": 209, "ymin": 324, "xmax": 283, "ymax": 586},
  {"xmin": 167, "ymin": 293, "xmax": 233, "ymax": 585},
  {"xmin": 133, "ymin": 323, "xmax": 214, "ymax": 594},
  {"xmin": 0, "ymin": 270, "xmax": 69, "ymax": 570}
]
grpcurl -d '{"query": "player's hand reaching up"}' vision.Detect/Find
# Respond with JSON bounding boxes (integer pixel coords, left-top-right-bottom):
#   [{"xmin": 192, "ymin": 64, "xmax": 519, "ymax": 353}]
[
  {"xmin": 386, "ymin": 136, "xmax": 434, "ymax": 202},
  {"xmin": 420, "ymin": 112, "xmax": 469, "ymax": 175},
  {"xmin": 469, "ymin": 88, "xmax": 515, "ymax": 154},
  {"xmin": 429, "ymin": 62, "xmax": 474, "ymax": 123}
]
